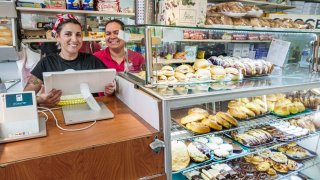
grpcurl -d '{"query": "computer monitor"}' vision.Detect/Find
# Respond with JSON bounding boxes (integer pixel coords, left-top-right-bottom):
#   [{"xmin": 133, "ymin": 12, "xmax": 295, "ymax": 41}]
[{"xmin": 43, "ymin": 69, "xmax": 116, "ymax": 125}]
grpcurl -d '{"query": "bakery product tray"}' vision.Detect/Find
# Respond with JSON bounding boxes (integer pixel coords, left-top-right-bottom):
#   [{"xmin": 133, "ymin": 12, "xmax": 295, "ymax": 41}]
[
  {"xmin": 271, "ymin": 108, "xmax": 313, "ymax": 118},
  {"xmin": 276, "ymin": 145, "xmax": 317, "ymax": 162},
  {"xmin": 224, "ymin": 132, "xmax": 277, "ymax": 148}
]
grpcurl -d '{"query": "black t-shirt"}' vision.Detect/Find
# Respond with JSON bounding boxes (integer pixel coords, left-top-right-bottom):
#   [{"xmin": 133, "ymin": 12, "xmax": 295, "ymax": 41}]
[{"xmin": 31, "ymin": 53, "xmax": 107, "ymax": 81}]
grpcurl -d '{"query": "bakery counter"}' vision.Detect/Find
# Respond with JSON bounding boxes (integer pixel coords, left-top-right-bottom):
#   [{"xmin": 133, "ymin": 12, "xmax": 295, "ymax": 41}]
[{"xmin": 0, "ymin": 96, "xmax": 165, "ymax": 180}]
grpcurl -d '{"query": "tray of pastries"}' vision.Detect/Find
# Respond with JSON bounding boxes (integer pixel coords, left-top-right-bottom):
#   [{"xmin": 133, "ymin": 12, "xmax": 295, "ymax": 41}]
[
  {"xmin": 171, "ymin": 107, "xmax": 238, "ymax": 135},
  {"xmin": 191, "ymin": 135, "xmax": 248, "ymax": 162},
  {"xmin": 226, "ymin": 126, "xmax": 276, "ymax": 148},
  {"xmin": 286, "ymin": 114, "xmax": 319, "ymax": 133},
  {"xmin": 269, "ymin": 122, "xmax": 310, "ymax": 141},
  {"xmin": 172, "ymin": 135, "xmax": 248, "ymax": 174},
  {"xmin": 267, "ymin": 94, "xmax": 309, "ymax": 117},
  {"xmin": 183, "ymin": 163, "xmax": 240, "ymax": 180},
  {"xmin": 277, "ymin": 142, "xmax": 317, "ymax": 161},
  {"xmin": 227, "ymin": 97, "xmax": 269, "ymax": 120},
  {"xmin": 171, "ymin": 140, "xmax": 213, "ymax": 173}
]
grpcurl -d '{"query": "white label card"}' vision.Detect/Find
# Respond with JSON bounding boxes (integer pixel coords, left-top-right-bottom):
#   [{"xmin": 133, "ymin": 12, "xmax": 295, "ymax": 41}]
[
  {"xmin": 266, "ymin": 39, "xmax": 291, "ymax": 67},
  {"xmin": 163, "ymin": 28, "xmax": 183, "ymax": 43},
  {"xmin": 117, "ymin": 30, "xmax": 131, "ymax": 42}
]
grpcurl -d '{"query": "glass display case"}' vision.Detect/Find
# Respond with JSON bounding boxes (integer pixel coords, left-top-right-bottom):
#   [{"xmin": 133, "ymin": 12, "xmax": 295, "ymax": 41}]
[
  {"xmin": 124, "ymin": 25, "xmax": 319, "ymax": 86},
  {"xmin": 119, "ymin": 24, "xmax": 320, "ymax": 180}
]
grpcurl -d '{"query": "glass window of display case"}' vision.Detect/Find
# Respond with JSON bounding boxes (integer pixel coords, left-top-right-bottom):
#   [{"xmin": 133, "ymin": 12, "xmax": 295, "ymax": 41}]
[
  {"xmin": 119, "ymin": 23, "xmax": 320, "ymax": 180},
  {"xmin": 123, "ymin": 25, "xmax": 319, "ymax": 87}
]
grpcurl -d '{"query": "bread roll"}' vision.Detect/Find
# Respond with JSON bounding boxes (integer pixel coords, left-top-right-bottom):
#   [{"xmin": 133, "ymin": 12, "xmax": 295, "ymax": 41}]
[
  {"xmin": 188, "ymin": 108, "xmax": 209, "ymax": 117},
  {"xmin": 274, "ymin": 105, "xmax": 290, "ymax": 116},
  {"xmin": 174, "ymin": 72, "xmax": 188, "ymax": 82},
  {"xmin": 161, "ymin": 66, "xmax": 174, "ymax": 76},
  {"xmin": 228, "ymin": 100, "xmax": 244, "ymax": 108},
  {"xmin": 216, "ymin": 112, "xmax": 238, "ymax": 126},
  {"xmin": 171, "ymin": 141, "xmax": 190, "ymax": 171},
  {"xmin": 227, "ymin": 108, "xmax": 248, "ymax": 119},
  {"xmin": 0, "ymin": 26, "xmax": 12, "ymax": 37},
  {"xmin": 209, "ymin": 115, "xmax": 231, "ymax": 128},
  {"xmin": 181, "ymin": 113, "xmax": 206, "ymax": 124},
  {"xmin": 289, "ymin": 104, "xmax": 299, "ymax": 114},
  {"xmin": 0, "ymin": 36, "xmax": 12, "ymax": 46},
  {"xmin": 193, "ymin": 59, "xmax": 210, "ymax": 70},
  {"xmin": 245, "ymin": 102, "xmax": 261, "ymax": 115},
  {"xmin": 210, "ymin": 66, "xmax": 226, "ymax": 80},
  {"xmin": 293, "ymin": 102, "xmax": 305, "ymax": 112},
  {"xmin": 201, "ymin": 118, "xmax": 223, "ymax": 130},
  {"xmin": 186, "ymin": 122, "xmax": 210, "ymax": 134},
  {"xmin": 239, "ymin": 106, "xmax": 256, "ymax": 117},
  {"xmin": 175, "ymin": 65, "xmax": 190, "ymax": 74},
  {"xmin": 195, "ymin": 69, "xmax": 211, "ymax": 81},
  {"xmin": 167, "ymin": 76, "xmax": 178, "ymax": 83},
  {"xmin": 267, "ymin": 94, "xmax": 277, "ymax": 102}
]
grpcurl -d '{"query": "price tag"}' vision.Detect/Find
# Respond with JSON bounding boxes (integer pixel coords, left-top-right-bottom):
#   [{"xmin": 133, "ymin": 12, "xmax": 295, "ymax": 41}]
[{"xmin": 266, "ymin": 39, "xmax": 291, "ymax": 67}]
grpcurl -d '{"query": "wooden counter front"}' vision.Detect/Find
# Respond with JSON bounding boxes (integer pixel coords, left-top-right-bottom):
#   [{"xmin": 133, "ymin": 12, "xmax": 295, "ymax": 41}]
[{"xmin": 0, "ymin": 96, "xmax": 165, "ymax": 180}]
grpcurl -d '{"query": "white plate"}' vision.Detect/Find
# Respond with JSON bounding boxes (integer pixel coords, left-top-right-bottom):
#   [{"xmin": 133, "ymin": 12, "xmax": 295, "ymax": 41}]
[{"xmin": 220, "ymin": 11, "xmax": 247, "ymax": 18}]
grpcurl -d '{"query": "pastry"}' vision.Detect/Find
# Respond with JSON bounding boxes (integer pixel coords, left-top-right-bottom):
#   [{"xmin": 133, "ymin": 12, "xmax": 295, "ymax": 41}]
[
  {"xmin": 274, "ymin": 105, "xmax": 290, "ymax": 116},
  {"xmin": 193, "ymin": 59, "xmax": 210, "ymax": 70},
  {"xmin": 214, "ymin": 149, "xmax": 229, "ymax": 159},
  {"xmin": 219, "ymin": 143, "xmax": 233, "ymax": 153},
  {"xmin": 195, "ymin": 69, "xmax": 211, "ymax": 81},
  {"xmin": 273, "ymin": 162, "xmax": 289, "ymax": 173},
  {"xmin": 287, "ymin": 159, "xmax": 298, "ymax": 171},
  {"xmin": 181, "ymin": 113, "xmax": 206, "ymax": 124},
  {"xmin": 208, "ymin": 136, "xmax": 224, "ymax": 145},
  {"xmin": 187, "ymin": 142, "xmax": 211, "ymax": 162},
  {"xmin": 257, "ymin": 162, "xmax": 270, "ymax": 172},
  {"xmin": 186, "ymin": 122, "xmax": 211, "ymax": 134},
  {"xmin": 228, "ymin": 100, "xmax": 244, "ymax": 108},
  {"xmin": 267, "ymin": 168, "xmax": 277, "ymax": 178},
  {"xmin": 258, "ymin": 149, "xmax": 272, "ymax": 158},
  {"xmin": 216, "ymin": 112, "xmax": 238, "ymax": 126},
  {"xmin": 209, "ymin": 115, "xmax": 232, "ymax": 129},
  {"xmin": 227, "ymin": 108, "xmax": 248, "ymax": 119},
  {"xmin": 210, "ymin": 66, "xmax": 226, "ymax": 80},
  {"xmin": 231, "ymin": 144, "xmax": 243, "ymax": 153},
  {"xmin": 270, "ymin": 152, "xmax": 287, "ymax": 164},
  {"xmin": 167, "ymin": 76, "xmax": 178, "ymax": 83},
  {"xmin": 206, "ymin": 143, "xmax": 220, "ymax": 151},
  {"xmin": 188, "ymin": 108, "xmax": 209, "ymax": 117},
  {"xmin": 174, "ymin": 72, "xmax": 188, "ymax": 82},
  {"xmin": 250, "ymin": 156, "xmax": 265, "ymax": 165},
  {"xmin": 245, "ymin": 102, "xmax": 261, "ymax": 115},
  {"xmin": 201, "ymin": 118, "xmax": 223, "ymax": 131},
  {"xmin": 161, "ymin": 65, "xmax": 174, "ymax": 76},
  {"xmin": 239, "ymin": 106, "xmax": 256, "ymax": 117},
  {"xmin": 171, "ymin": 141, "xmax": 190, "ymax": 171},
  {"xmin": 175, "ymin": 64, "xmax": 191, "ymax": 74}
]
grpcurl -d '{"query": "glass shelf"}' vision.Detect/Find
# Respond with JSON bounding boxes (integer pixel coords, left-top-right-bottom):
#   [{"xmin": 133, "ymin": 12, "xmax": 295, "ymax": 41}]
[
  {"xmin": 136, "ymin": 69, "xmax": 320, "ymax": 105},
  {"xmin": 209, "ymin": 0, "xmax": 296, "ymax": 10},
  {"xmin": 130, "ymin": 24, "xmax": 320, "ymax": 34}
]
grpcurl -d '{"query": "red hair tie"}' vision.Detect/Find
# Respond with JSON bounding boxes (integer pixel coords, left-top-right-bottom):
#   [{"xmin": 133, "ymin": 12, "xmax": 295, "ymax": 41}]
[{"xmin": 52, "ymin": 14, "xmax": 80, "ymax": 36}]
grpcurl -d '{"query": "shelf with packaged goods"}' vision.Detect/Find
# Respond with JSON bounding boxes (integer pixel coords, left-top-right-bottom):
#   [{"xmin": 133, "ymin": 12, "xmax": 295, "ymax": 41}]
[
  {"xmin": 210, "ymin": 0, "xmax": 296, "ymax": 10},
  {"xmin": 153, "ymin": 58, "xmax": 197, "ymax": 64},
  {"xmin": 179, "ymin": 39, "xmax": 272, "ymax": 43},
  {"xmin": 135, "ymin": 24, "xmax": 320, "ymax": 34},
  {"xmin": 181, "ymin": 130, "xmax": 320, "ymax": 177},
  {"xmin": 15, "ymin": 7, "xmax": 135, "ymax": 18},
  {"xmin": 136, "ymin": 70, "xmax": 320, "ymax": 106},
  {"xmin": 21, "ymin": 37, "xmax": 105, "ymax": 43}
]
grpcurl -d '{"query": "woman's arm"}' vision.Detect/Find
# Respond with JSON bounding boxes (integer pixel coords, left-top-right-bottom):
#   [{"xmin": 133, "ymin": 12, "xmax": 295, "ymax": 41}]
[{"xmin": 24, "ymin": 75, "xmax": 62, "ymax": 105}]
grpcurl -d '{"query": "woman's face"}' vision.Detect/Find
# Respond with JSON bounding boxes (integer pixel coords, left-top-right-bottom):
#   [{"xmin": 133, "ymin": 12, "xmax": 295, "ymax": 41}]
[
  {"xmin": 56, "ymin": 23, "xmax": 83, "ymax": 55},
  {"xmin": 105, "ymin": 22, "xmax": 125, "ymax": 50}
]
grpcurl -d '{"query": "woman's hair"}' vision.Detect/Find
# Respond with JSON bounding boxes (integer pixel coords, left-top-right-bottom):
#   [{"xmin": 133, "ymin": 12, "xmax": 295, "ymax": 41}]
[
  {"xmin": 55, "ymin": 18, "xmax": 82, "ymax": 36},
  {"xmin": 105, "ymin": 19, "xmax": 125, "ymax": 30}
]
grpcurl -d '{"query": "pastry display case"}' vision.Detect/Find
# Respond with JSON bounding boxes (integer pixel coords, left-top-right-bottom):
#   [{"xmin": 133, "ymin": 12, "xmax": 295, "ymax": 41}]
[
  {"xmin": 124, "ymin": 24, "xmax": 319, "ymax": 85},
  {"xmin": 117, "ymin": 22, "xmax": 320, "ymax": 180}
]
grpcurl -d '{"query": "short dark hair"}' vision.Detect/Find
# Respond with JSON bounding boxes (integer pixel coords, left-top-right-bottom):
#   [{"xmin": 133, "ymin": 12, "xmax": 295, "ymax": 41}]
[
  {"xmin": 105, "ymin": 19, "xmax": 125, "ymax": 30},
  {"xmin": 56, "ymin": 18, "xmax": 82, "ymax": 35}
]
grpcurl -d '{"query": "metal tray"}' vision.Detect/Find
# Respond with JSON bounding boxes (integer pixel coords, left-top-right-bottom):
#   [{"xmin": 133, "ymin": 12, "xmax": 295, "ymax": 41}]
[
  {"xmin": 279, "ymin": 145, "xmax": 317, "ymax": 162},
  {"xmin": 224, "ymin": 130, "xmax": 277, "ymax": 148},
  {"xmin": 171, "ymin": 106, "xmax": 238, "ymax": 135},
  {"xmin": 271, "ymin": 109, "xmax": 313, "ymax": 118},
  {"xmin": 234, "ymin": 111, "xmax": 270, "ymax": 121}
]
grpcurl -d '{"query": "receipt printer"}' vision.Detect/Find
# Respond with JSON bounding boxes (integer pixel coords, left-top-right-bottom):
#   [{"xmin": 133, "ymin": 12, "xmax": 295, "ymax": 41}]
[{"xmin": 0, "ymin": 91, "xmax": 39, "ymax": 138}]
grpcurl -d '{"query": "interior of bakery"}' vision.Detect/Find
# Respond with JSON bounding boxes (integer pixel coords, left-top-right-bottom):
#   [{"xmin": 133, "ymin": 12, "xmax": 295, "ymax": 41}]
[{"xmin": 1, "ymin": 0, "xmax": 320, "ymax": 180}]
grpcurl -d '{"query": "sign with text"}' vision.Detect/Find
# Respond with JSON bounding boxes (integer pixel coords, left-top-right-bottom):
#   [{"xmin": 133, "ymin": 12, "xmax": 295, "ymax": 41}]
[{"xmin": 267, "ymin": 39, "xmax": 291, "ymax": 67}]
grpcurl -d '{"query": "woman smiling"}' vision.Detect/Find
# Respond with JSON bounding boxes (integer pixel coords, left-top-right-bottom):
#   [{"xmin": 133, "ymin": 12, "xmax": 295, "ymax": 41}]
[{"xmin": 24, "ymin": 14, "xmax": 115, "ymax": 106}]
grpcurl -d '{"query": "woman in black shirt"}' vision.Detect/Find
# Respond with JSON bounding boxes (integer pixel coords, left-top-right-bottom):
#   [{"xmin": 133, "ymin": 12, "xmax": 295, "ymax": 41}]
[{"xmin": 24, "ymin": 14, "xmax": 115, "ymax": 105}]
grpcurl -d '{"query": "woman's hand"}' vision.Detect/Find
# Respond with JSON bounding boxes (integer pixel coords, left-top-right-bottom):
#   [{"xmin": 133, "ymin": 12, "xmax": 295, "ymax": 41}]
[
  {"xmin": 37, "ymin": 85, "xmax": 62, "ymax": 105},
  {"xmin": 104, "ymin": 81, "xmax": 116, "ymax": 96}
]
